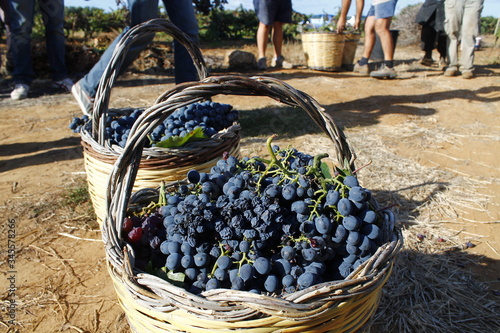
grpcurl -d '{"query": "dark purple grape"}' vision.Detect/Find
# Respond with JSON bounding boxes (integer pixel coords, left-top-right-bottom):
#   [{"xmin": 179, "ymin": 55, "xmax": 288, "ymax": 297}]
[
  {"xmin": 348, "ymin": 186, "xmax": 367, "ymax": 202},
  {"xmin": 343, "ymin": 175, "xmax": 359, "ymax": 187},
  {"xmin": 297, "ymin": 272, "xmax": 316, "ymax": 289},
  {"xmin": 314, "ymin": 215, "xmax": 332, "ymax": 234},
  {"xmin": 206, "ymin": 278, "xmax": 220, "ymax": 291},
  {"xmin": 187, "ymin": 169, "xmax": 201, "ymax": 184},
  {"xmin": 361, "ymin": 223, "xmax": 381, "ymax": 240},
  {"xmin": 166, "ymin": 253, "xmax": 182, "ymax": 271},
  {"xmin": 254, "ymin": 257, "xmax": 271, "ymax": 275},
  {"xmin": 216, "ymin": 256, "xmax": 233, "ymax": 270},
  {"xmin": 194, "ymin": 253, "xmax": 209, "ymax": 267},
  {"xmin": 337, "ymin": 198, "xmax": 353, "ymax": 216},
  {"xmin": 264, "ymin": 275, "xmax": 280, "ymax": 292},
  {"xmin": 239, "ymin": 264, "xmax": 255, "ymax": 282},
  {"xmin": 281, "ymin": 246, "xmax": 296, "ymax": 261},
  {"xmin": 342, "ymin": 215, "xmax": 361, "ymax": 231}
]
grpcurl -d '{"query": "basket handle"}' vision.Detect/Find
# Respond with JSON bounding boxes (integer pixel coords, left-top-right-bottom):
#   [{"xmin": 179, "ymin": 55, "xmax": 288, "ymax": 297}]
[
  {"xmin": 91, "ymin": 18, "xmax": 209, "ymax": 145},
  {"xmin": 102, "ymin": 75, "xmax": 356, "ymax": 262}
]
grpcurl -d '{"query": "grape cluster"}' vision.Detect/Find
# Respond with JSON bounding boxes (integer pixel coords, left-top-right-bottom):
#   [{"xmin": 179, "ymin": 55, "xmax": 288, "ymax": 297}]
[
  {"xmin": 69, "ymin": 101, "xmax": 238, "ymax": 148},
  {"xmin": 123, "ymin": 138, "xmax": 387, "ymax": 296}
]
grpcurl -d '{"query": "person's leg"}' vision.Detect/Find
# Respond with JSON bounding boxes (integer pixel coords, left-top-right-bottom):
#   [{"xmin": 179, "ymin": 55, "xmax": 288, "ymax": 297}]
[
  {"xmin": 257, "ymin": 21, "xmax": 271, "ymax": 60},
  {"xmin": 362, "ymin": 15, "xmax": 376, "ymax": 60},
  {"xmin": 8, "ymin": 0, "xmax": 35, "ymax": 85},
  {"xmin": 374, "ymin": 17, "xmax": 394, "ymax": 62},
  {"xmin": 459, "ymin": 0, "xmax": 483, "ymax": 73},
  {"xmin": 436, "ymin": 32, "xmax": 447, "ymax": 59},
  {"xmin": 271, "ymin": 21, "xmax": 283, "ymax": 58},
  {"xmin": 39, "ymin": 0, "xmax": 67, "ymax": 82},
  {"xmin": 421, "ymin": 23, "xmax": 436, "ymax": 60},
  {"xmin": 78, "ymin": 0, "xmax": 158, "ymax": 98},
  {"xmin": 444, "ymin": 0, "xmax": 463, "ymax": 74},
  {"xmin": 163, "ymin": 0, "xmax": 199, "ymax": 83}
]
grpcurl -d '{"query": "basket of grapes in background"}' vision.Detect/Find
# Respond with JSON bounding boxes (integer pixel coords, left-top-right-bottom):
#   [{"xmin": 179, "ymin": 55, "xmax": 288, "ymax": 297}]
[
  {"xmin": 69, "ymin": 19, "xmax": 241, "ymax": 224},
  {"xmin": 102, "ymin": 75, "xmax": 404, "ymax": 332}
]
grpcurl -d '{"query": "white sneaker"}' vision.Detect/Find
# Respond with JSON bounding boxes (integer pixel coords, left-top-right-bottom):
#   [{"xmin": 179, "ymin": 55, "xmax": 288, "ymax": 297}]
[
  {"xmin": 53, "ymin": 78, "xmax": 74, "ymax": 92},
  {"xmin": 71, "ymin": 81, "xmax": 94, "ymax": 115},
  {"xmin": 11, "ymin": 84, "xmax": 30, "ymax": 100}
]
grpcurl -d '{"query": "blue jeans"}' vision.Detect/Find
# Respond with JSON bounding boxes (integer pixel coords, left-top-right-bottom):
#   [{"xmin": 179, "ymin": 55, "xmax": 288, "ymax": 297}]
[
  {"xmin": 79, "ymin": 0, "xmax": 199, "ymax": 98},
  {"xmin": 9, "ymin": 0, "xmax": 68, "ymax": 85}
]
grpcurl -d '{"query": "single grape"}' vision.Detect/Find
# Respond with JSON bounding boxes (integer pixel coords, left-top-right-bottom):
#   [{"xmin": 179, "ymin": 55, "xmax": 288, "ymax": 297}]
[
  {"xmin": 281, "ymin": 246, "xmax": 296, "ymax": 261},
  {"xmin": 254, "ymin": 257, "xmax": 272, "ymax": 275},
  {"xmin": 342, "ymin": 215, "xmax": 361, "ymax": 231},
  {"xmin": 314, "ymin": 215, "xmax": 332, "ymax": 234},
  {"xmin": 343, "ymin": 175, "xmax": 359, "ymax": 188},
  {"xmin": 239, "ymin": 264, "xmax": 255, "ymax": 282},
  {"xmin": 216, "ymin": 256, "xmax": 233, "ymax": 270},
  {"xmin": 337, "ymin": 198, "xmax": 353, "ymax": 216},
  {"xmin": 297, "ymin": 272, "xmax": 316, "ymax": 289},
  {"xmin": 264, "ymin": 275, "xmax": 280, "ymax": 293},
  {"xmin": 206, "ymin": 278, "xmax": 220, "ymax": 291}
]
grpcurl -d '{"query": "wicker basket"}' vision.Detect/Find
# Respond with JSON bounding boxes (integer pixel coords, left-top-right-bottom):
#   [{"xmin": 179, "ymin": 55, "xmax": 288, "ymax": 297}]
[
  {"xmin": 103, "ymin": 75, "xmax": 404, "ymax": 332},
  {"xmin": 301, "ymin": 32, "xmax": 345, "ymax": 71},
  {"xmin": 79, "ymin": 19, "xmax": 240, "ymax": 224},
  {"xmin": 342, "ymin": 32, "xmax": 361, "ymax": 68}
]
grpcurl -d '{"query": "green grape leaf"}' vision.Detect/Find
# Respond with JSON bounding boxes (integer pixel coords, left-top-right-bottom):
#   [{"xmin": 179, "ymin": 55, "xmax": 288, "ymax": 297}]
[
  {"xmin": 154, "ymin": 127, "xmax": 208, "ymax": 148},
  {"xmin": 320, "ymin": 162, "xmax": 332, "ymax": 179},
  {"xmin": 166, "ymin": 270, "xmax": 186, "ymax": 287}
]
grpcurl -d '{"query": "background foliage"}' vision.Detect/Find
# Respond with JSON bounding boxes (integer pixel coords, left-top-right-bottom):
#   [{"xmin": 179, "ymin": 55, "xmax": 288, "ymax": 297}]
[{"xmin": 1, "ymin": 4, "xmax": 494, "ymax": 46}]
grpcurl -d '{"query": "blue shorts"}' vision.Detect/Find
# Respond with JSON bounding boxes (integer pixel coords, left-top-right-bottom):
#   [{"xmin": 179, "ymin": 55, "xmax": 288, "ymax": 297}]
[
  {"xmin": 367, "ymin": 0, "xmax": 398, "ymax": 19},
  {"xmin": 253, "ymin": 0, "xmax": 293, "ymax": 25}
]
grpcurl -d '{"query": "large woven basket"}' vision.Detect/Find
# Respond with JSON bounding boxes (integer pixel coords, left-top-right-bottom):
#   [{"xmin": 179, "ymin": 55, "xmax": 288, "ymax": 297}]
[
  {"xmin": 342, "ymin": 32, "xmax": 361, "ymax": 68},
  {"xmin": 80, "ymin": 19, "xmax": 240, "ymax": 224},
  {"xmin": 103, "ymin": 75, "xmax": 404, "ymax": 332},
  {"xmin": 301, "ymin": 32, "xmax": 345, "ymax": 71}
]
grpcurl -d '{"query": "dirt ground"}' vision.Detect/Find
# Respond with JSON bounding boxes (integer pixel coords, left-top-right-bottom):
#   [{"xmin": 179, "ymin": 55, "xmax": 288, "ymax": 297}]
[{"xmin": 0, "ymin": 36, "xmax": 499, "ymax": 332}]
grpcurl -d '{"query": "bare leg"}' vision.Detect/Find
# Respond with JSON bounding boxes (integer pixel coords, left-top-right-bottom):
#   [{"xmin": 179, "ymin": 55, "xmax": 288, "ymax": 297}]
[
  {"xmin": 374, "ymin": 17, "xmax": 394, "ymax": 61},
  {"xmin": 271, "ymin": 21, "xmax": 284, "ymax": 58},
  {"xmin": 362, "ymin": 16, "xmax": 376, "ymax": 59},
  {"xmin": 257, "ymin": 21, "xmax": 271, "ymax": 59}
]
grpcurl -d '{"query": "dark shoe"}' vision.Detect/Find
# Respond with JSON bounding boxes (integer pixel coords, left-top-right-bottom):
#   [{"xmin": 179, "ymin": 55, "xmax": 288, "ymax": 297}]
[
  {"xmin": 370, "ymin": 65, "xmax": 397, "ymax": 79},
  {"xmin": 257, "ymin": 57, "xmax": 267, "ymax": 70},
  {"xmin": 438, "ymin": 58, "xmax": 447, "ymax": 70},
  {"xmin": 420, "ymin": 57, "xmax": 434, "ymax": 66},
  {"xmin": 353, "ymin": 62, "xmax": 370, "ymax": 75},
  {"xmin": 272, "ymin": 55, "xmax": 293, "ymax": 69},
  {"xmin": 71, "ymin": 81, "xmax": 94, "ymax": 115}
]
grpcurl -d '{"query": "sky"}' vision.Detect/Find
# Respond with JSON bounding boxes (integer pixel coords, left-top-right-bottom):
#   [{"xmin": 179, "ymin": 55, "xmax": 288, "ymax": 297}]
[{"xmin": 66, "ymin": 0, "xmax": 499, "ymax": 18}]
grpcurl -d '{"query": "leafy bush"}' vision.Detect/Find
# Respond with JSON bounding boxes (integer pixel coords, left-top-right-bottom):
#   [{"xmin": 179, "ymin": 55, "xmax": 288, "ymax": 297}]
[
  {"xmin": 480, "ymin": 16, "xmax": 498, "ymax": 35},
  {"xmin": 198, "ymin": 6, "xmax": 258, "ymax": 41}
]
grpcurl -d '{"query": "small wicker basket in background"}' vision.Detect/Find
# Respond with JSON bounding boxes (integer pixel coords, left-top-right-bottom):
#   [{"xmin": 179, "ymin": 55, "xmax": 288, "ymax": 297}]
[
  {"xmin": 103, "ymin": 75, "xmax": 403, "ymax": 333},
  {"xmin": 79, "ymin": 19, "xmax": 240, "ymax": 224},
  {"xmin": 301, "ymin": 32, "xmax": 345, "ymax": 71}
]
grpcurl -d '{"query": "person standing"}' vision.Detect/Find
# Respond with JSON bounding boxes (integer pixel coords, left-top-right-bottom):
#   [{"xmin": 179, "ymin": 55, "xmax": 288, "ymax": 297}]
[
  {"xmin": 71, "ymin": 0, "xmax": 199, "ymax": 115},
  {"xmin": 337, "ymin": 0, "xmax": 398, "ymax": 79},
  {"xmin": 8, "ymin": 0, "xmax": 73, "ymax": 100},
  {"xmin": 415, "ymin": 0, "xmax": 447, "ymax": 68},
  {"xmin": 443, "ymin": 0, "xmax": 484, "ymax": 79},
  {"xmin": 253, "ymin": 0, "xmax": 293, "ymax": 70}
]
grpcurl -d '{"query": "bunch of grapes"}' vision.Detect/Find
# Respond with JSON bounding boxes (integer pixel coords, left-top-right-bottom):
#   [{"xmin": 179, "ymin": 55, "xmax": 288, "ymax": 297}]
[
  {"xmin": 122, "ymin": 136, "xmax": 388, "ymax": 296},
  {"xmin": 69, "ymin": 101, "xmax": 238, "ymax": 148}
]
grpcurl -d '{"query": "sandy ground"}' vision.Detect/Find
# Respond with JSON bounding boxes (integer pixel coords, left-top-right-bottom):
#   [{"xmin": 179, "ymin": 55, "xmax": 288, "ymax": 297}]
[{"xmin": 0, "ymin": 37, "xmax": 499, "ymax": 332}]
